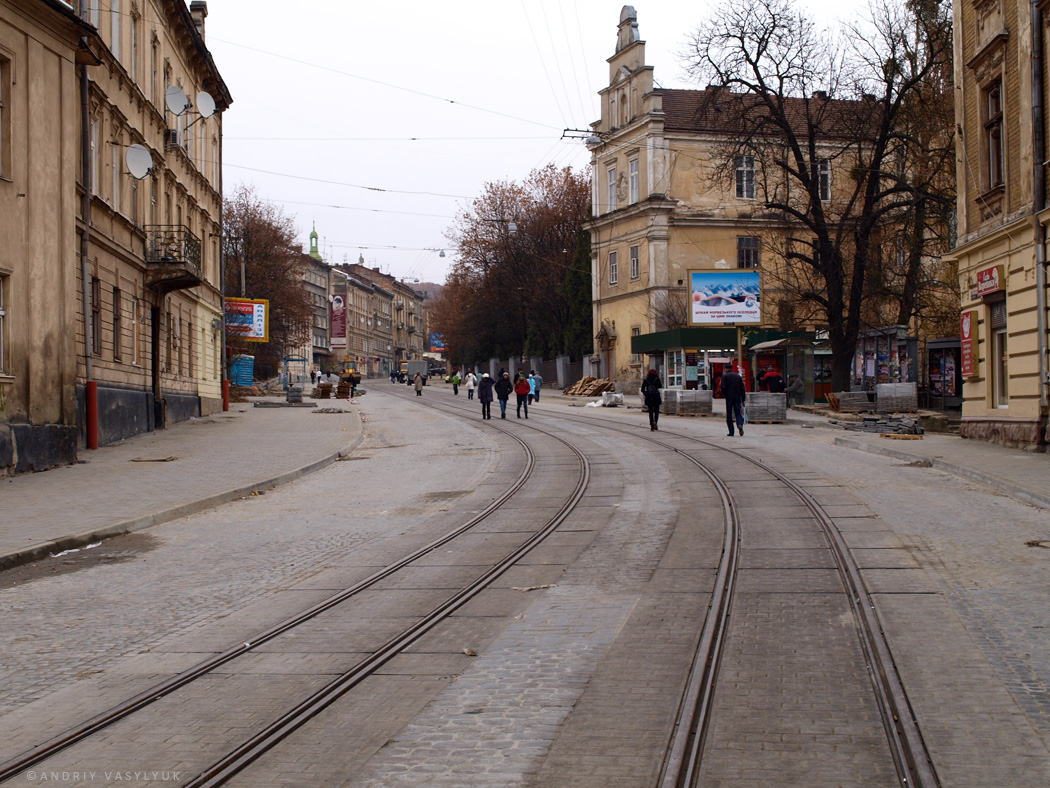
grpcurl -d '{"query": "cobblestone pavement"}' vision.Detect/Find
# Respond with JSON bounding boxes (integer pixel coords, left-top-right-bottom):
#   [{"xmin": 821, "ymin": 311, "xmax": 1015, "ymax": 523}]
[{"xmin": 0, "ymin": 386, "xmax": 1048, "ymax": 787}]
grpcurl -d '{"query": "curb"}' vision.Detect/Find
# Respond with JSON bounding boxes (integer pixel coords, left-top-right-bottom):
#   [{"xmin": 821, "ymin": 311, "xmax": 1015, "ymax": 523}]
[
  {"xmin": 833, "ymin": 436, "xmax": 1050, "ymax": 511},
  {"xmin": 0, "ymin": 432, "xmax": 367, "ymax": 572}
]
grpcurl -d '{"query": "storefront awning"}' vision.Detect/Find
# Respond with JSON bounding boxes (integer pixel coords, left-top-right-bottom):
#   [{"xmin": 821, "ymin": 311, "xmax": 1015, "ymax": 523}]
[
  {"xmin": 749, "ymin": 338, "xmax": 814, "ymax": 352},
  {"xmin": 632, "ymin": 327, "xmax": 738, "ymax": 355}
]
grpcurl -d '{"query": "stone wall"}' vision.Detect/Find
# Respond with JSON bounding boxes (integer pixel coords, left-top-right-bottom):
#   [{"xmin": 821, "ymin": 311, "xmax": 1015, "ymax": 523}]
[{"xmin": 960, "ymin": 417, "xmax": 1048, "ymax": 452}]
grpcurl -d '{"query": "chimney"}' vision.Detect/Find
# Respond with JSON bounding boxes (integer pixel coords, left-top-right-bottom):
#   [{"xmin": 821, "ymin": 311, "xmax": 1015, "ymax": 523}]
[
  {"xmin": 812, "ymin": 90, "xmax": 828, "ymax": 100},
  {"xmin": 190, "ymin": 2, "xmax": 208, "ymax": 40}
]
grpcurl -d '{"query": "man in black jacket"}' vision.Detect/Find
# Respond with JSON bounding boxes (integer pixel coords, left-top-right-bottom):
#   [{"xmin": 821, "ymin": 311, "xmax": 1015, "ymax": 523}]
[{"xmin": 722, "ymin": 364, "xmax": 746, "ymax": 436}]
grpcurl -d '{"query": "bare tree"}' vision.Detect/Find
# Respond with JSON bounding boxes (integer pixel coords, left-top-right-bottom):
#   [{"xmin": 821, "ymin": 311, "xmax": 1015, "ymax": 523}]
[
  {"xmin": 223, "ymin": 185, "xmax": 312, "ymax": 379},
  {"xmin": 685, "ymin": 0, "xmax": 954, "ymax": 390}
]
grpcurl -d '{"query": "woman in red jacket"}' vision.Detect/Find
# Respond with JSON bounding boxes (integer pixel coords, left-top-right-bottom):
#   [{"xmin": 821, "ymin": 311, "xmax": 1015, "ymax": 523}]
[{"xmin": 514, "ymin": 373, "xmax": 531, "ymax": 419}]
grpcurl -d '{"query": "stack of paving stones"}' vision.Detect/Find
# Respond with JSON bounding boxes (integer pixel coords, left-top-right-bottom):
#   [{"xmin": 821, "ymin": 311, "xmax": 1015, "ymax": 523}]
[
  {"xmin": 660, "ymin": 388, "xmax": 680, "ymax": 415},
  {"xmin": 829, "ymin": 415, "xmax": 924, "ymax": 434},
  {"xmin": 831, "ymin": 391, "xmax": 874, "ymax": 412},
  {"xmin": 286, "ymin": 385, "xmax": 303, "ymax": 404},
  {"xmin": 745, "ymin": 391, "xmax": 787, "ymax": 422},
  {"xmin": 876, "ymin": 381, "xmax": 919, "ymax": 413},
  {"xmin": 311, "ymin": 383, "xmax": 333, "ymax": 399},
  {"xmin": 677, "ymin": 389, "xmax": 713, "ymax": 415}
]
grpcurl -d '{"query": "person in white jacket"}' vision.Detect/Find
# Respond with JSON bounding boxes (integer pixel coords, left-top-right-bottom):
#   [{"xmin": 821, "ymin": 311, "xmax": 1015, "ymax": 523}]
[{"xmin": 465, "ymin": 371, "xmax": 478, "ymax": 400}]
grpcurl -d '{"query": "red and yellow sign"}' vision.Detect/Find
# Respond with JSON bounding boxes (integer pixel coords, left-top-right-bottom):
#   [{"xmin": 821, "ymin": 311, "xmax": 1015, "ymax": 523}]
[
  {"xmin": 960, "ymin": 310, "xmax": 978, "ymax": 378},
  {"xmin": 976, "ymin": 264, "xmax": 1004, "ymax": 297},
  {"xmin": 224, "ymin": 298, "xmax": 269, "ymax": 342}
]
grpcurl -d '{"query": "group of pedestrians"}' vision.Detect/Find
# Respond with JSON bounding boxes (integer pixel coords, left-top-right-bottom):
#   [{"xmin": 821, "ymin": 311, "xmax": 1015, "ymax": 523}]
[
  {"xmin": 465, "ymin": 369, "xmax": 543, "ymax": 420},
  {"xmin": 640, "ymin": 365, "xmax": 748, "ymax": 436}
]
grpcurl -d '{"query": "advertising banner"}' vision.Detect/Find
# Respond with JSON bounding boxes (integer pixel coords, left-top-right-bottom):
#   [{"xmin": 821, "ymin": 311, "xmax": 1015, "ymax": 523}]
[
  {"xmin": 330, "ymin": 295, "xmax": 346, "ymax": 341},
  {"xmin": 960, "ymin": 310, "xmax": 977, "ymax": 377},
  {"xmin": 225, "ymin": 298, "xmax": 269, "ymax": 342},
  {"xmin": 428, "ymin": 333, "xmax": 446, "ymax": 352},
  {"xmin": 688, "ymin": 270, "xmax": 761, "ymax": 324}
]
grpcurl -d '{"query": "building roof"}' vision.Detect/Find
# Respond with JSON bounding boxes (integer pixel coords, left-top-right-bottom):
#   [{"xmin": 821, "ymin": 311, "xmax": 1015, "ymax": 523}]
[{"xmin": 657, "ymin": 87, "xmax": 872, "ymax": 140}]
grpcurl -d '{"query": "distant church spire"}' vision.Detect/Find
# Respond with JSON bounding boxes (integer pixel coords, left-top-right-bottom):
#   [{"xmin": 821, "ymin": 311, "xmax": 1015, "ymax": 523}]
[{"xmin": 309, "ymin": 222, "xmax": 322, "ymax": 260}]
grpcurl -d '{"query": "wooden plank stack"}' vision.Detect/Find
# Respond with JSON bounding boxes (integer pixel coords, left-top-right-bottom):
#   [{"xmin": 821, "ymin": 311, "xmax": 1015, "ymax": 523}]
[
  {"xmin": 876, "ymin": 382, "xmax": 918, "ymax": 413},
  {"xmin": 745, "ymin": 391, "xmax": 787, "ymax": 422},
  {"xmin": 564, "ymin": 377, "xmax": 616, "ymax": 396}
]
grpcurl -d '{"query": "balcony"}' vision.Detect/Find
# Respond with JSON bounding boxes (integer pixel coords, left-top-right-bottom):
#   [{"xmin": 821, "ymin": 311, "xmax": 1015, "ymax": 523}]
[
  {"xmin": 144, "ymin": 225, "xmax": 203, "ymax": 293},
  {"xmin": 407, "ymin": 325, "xmax": 417, "ymax": 334}
]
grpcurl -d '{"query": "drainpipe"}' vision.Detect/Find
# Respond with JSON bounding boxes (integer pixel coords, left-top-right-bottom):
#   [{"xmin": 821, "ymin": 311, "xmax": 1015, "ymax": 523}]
[
  {"xmin": 80, "ymin": 52, "xmax": 97, "ymax": 449},
  {"xmin": 1034, "ymin": 1, "xmax": 1049, "ymax": 412},
  {"xmin": 218, "ymin": 112, "xmax": 229, "ymax": 411}
]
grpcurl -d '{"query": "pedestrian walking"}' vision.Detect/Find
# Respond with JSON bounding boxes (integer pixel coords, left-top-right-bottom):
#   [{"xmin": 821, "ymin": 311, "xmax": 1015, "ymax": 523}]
[
  {"xmin": 451, "ymin": 371, "xmax": 460, "ymax": 396},
  {"xmin": 514, "ymin": 373, "xmax": 531, "ymax": 419},
  {"xmin": 494, "ymin": 372, "xmax": 513, "ymax": 419},
  {"xmin": 641, "ymin": 368, "xmax": 663, "ymax": 431},
  {"xmin": 414, "ymin": 371, "xmax": 424, "ymax": 396},
  {"xmin": 722, "ymin": 364, "xmax": 746, "ymax": 436},
  {"xmin": 785, "ymin": 374, "xmax": 804, "ymax": 405},
  {"xmin": 390, "ymin": 370, "xmax": 397, "ymax": 384},
  {"xmin": 532, "ymin": 370, "xmax": 543, "ymax": 402},
  {"xmin": 478, "ymin": 373, "xmax": 494, "ymax": 420},
  {"xmin": 466, "ymin": 371, "xmax": 477, "ymax": 400},
  {"xmin": 527, "ymin": 373, "xmax": 537, "ymax": 404}
]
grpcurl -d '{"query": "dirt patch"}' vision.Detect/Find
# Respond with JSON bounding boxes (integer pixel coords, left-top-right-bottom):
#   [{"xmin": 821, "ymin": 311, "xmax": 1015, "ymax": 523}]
[{"xmin": 1, "ymin": 533, "xmax": 160, "ymax": 588}]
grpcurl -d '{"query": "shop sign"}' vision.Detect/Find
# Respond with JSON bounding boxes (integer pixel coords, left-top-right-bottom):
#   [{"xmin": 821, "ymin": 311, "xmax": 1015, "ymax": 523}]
[
  {"xmin": 960, "ymin": 310, "xmax": 977, "ymax": 377},
  {"xmin": 976, "ymin": 264, "xmax": 1004, "ymax": 297},
  {"xmin": 688, "ymin": 270, "xmax": 761, "ymax": 325}
]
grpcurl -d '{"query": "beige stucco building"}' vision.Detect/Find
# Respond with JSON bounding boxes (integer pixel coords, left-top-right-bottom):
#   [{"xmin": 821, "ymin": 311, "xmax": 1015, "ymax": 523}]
[
  {"xmin": 586, "ymin": 7, "xmax": 850, "ymax": 388},
  {"xmin": 0, "ymin": 0, "xmax": 93, "ymax": 472},
  {"xmin": 945, "ymin": 0, "xmax": 1050, "ymax": 449}
]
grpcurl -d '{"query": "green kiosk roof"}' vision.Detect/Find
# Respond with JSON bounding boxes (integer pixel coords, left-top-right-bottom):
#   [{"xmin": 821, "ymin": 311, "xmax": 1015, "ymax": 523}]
[{"xmin": 631, "ymin": 327, "xmax": 739, "ymax": 355}]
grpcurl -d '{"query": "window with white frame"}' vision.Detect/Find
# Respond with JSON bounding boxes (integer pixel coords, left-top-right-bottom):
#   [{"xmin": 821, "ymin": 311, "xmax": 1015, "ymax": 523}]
[
  {"xmin": 735, "ymin": 155, "xmax": 756, "ymax": 199},
  {"xmin": 818, "ymin": 158, "xmax": 831, "ymax": 201},
  {"xmin": 111, "ymin": 0, "xmax": 120, "ymax": 62},
  {"xmin": 112, "ymin": 135, "xmax": 121, "ymax": 210},
  {"xmin": 609, "ymin": 250, "xmax": 618, "ymax": 285},
  {"xmin": 90, "ymin": 118, "xmax": 99, "ymax": 195},
  {"xmin": 632, "ymin": 327, "xmax": 641, "ymax": 363},
  {"xmin": 130, "ymin": 13, "xmax": 138, "ymax": 82},
  {"xmin": 629, "ymin": 159, "xmax": 639, "ymax": 204},
  {"xmin": 88, "ymin": 0, "xmax": 100, "ymax": 27},
  {"xmin": 607, "ymin": 165, "xmax": 617, "ymax": 212},
  {"xmin": 630, "ymin": 245, "xmax": 639, "ymax": 279}
]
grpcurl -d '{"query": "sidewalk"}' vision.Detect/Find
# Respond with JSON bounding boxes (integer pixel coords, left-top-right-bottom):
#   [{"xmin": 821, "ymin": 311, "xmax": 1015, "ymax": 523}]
[
  {"xmin": 538, "ymin": 387, "xmax": 1050, "ymax": 511},
  {"xmin": 0, "ymin": 399, "xmax": 363, "ymax": 570}
]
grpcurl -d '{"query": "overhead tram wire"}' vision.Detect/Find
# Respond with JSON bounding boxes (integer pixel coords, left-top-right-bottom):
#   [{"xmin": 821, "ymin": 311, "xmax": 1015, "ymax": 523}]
[
  {"xmin": 519, "ymin": 0, "xmax": 572, "ymax": 130},
  {"xmin": 537, "ymin": 0, "xmax": 585, "ymax": 129},
  {"xmin": 558, "ymin": 0, "xmax": 593, "ymax": 126},
  {"xmin": 573, "ymin": 0, "xmax": 598, "ymax": 118},
  {"xmin": 222, "ymin": 163, "xmax": 471, "ymax": 199},
  {"xmin": 210, "ymin": 37, "xmax": 562, "ymax": 132}
]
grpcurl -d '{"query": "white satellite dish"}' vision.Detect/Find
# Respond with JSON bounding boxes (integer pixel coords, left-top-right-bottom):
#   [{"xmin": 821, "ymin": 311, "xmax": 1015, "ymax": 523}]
[
  {"xmin": 196, "ymin": 91, "xmax": 216, "ymax": 119},
  {"xmin": 125, "ymin": 144, "xmax": 153, "ymax": 180},
  {"xmin": 165, "ymin": 85, "xmax": 190, "ymax": 116}
]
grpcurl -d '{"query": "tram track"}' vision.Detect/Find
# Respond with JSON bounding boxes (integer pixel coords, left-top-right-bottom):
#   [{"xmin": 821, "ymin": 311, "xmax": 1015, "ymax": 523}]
[
  {"xmin": 414, "ymin": 388, "xmax": 937, "ymax": 788},
  {"xmin": 0, "ymin": 413, "xmax": 590, "ymax": 786}
]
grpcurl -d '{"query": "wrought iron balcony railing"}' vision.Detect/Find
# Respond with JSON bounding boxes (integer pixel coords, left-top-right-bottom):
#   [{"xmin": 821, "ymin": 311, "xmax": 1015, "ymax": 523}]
[{"xmin": 144, "ymin": 225, "xmax": 203, "ymax": 293}]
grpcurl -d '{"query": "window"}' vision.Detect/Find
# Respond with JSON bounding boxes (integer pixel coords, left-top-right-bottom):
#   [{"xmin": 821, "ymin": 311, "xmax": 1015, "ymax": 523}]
[
  {"xmin": 0, "ymin": 274, "xmax": 7, "ymax": 374},
  {"xmin": 632, "ymin": 327, "xmax": 641, "ymax": 364},
  {"xmin": 666, "ymin": 349, "xmax": 684, "ymax": 388},
  {"xmin": 984, "ymin": 81, "xmax": 1004, "ymax": 189},
  {"xmin": 90, "ymin": 277, "xmax": 101, "ymax": 355},
  {"xmin": 607, "ymin": 166, "xmax": 617, "ymax": 211},
  {"xmin": 111, "ymin": 137, "xmax": 120, "ymax": 210},
  {"xmin": 112, "ymin": 287, "xmax": 122, "ymax": 362},
  {"xmin": 818, "ymin": 158, "xmax": 831, "ymax": 201},
  {"xmin": 990, "ymin": 300, "xmax": 1008, "ymax": 406},
  {"xmin": 0, "ymin": 57, "xmax": 7, "ymax": 178},
  {"xmin": 151, "ymin": 38, "xmax": 158, "ymax": 106},
  {"xmin": 90, "ymin": 118, "xmax": 99, "ymax": 195},
  {"xmin": 132, "ymin": 296, "xmax": 141, "ymax": 366},
  {"xmin": 130, "ymin": 14, "xmax": 137, "ymax": 82},
  {"xmin": 630, "ymin": 245, "xmax": 640, "ymax": 279},
  {"xmin": 737, "ymin": 236, "xmax": 760, "ymax": 269},
  {"xmin": 629, "ymin": 159, "xmax": 639, "ymax": 204},
  {"xmin": 735, "ymin": 155, "xmax": 756, "ymax": 199},
  {"xmin": 111, "ymin": 0, "xmax": 120, "ymax": 62},
  {"xmin": 88, "ymin": 0, "xmax": 100, "ymax": 27},
  {"xmin": 608, "ymin": 250, "xmax": 618, "ymax": 285}
]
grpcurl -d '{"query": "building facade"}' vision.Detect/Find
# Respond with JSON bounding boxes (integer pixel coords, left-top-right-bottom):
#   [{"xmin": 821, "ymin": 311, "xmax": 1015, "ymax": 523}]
[
  {"xmin": 303, "ymin": 226, "xmax": 331, "ymax": 373},
  {"xmin": 0, "ymin": 0, "xmax": 94, "ymax": 473},
  {"xmin": 946, "ymin": 0, "xmax": 1050, "ymax": 449},
  {"xmin": 76, "ymin": 0, "xmax": 230, "ymax": 446}
]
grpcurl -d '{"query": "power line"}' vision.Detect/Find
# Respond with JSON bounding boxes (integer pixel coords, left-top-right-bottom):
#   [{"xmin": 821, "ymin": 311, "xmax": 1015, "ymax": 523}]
[{"xmin": 223, "ymin": 162, "xmax": 471, "ymax": 198}]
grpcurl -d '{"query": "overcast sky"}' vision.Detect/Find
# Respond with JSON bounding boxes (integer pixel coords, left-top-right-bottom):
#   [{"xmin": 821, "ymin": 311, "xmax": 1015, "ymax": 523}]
[{"xmin": 205, "ymin": 1, "xmax": 862, "ymax": 285}]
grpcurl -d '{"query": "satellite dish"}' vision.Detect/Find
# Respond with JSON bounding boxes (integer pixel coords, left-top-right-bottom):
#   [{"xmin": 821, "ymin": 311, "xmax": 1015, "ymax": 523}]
[
  {"xmin": 165, "ymin": 85, "xmax": 190, "ymax": 116},
  {"xmin": 125, "ymin": 144, "xmax": 153, "ymax": 180},
  {"xmin": 196, "ymin": 91, "xmax": 216, "ymax": 119}
]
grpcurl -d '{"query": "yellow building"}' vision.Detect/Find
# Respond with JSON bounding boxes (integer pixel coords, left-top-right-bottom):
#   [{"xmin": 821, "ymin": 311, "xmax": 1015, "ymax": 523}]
[
  {"xmin": 586, "ymin": 7, "xmax": 848, "ymax": 389},
  {"xmin": 946, "ymin": 0, "xmax": 1050, "ymax": 449}
]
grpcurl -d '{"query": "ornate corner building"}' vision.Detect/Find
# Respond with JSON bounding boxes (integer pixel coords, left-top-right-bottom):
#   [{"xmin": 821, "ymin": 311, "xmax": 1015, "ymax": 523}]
[{"xmin": 947, "ymin": 0, "xmax": 1050, "ymax": 449}]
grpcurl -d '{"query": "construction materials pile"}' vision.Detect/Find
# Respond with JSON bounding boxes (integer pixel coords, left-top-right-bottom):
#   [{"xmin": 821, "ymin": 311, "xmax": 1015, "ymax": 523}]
[
  {"xmin": 827, "ymin": 392, "xmax": 874, "ymax": 412},
  {"xmin": 745, "ymin": 391, "xmax": 787, "ymax": 422},
  {"xmin": 564, "ymin": 377, "xmax": 616, "ymax": 396},
  {"xmin": 830, "ymin": 415, "xmax": 924, "ymax": 435},
  {"xmin": 311, "ymin": 383, "xmax": 333, "ymax": 399},
  {"xmin": 876, "ymin": 382, "xmax": 919, "ymax": 413},
  {"xmin": 660, "ymin": 389, "xmax": 713, "ymax": 415}
]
